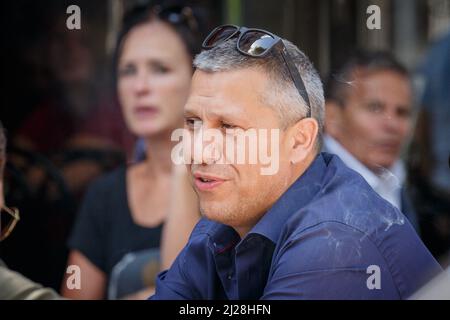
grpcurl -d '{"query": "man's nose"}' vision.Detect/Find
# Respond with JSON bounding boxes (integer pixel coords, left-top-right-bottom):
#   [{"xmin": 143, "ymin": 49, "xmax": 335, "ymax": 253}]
[
  {"xmin": 191, "ymin": 127, "xmax": 222, "ymax": 165},
  {"xmin": 387, "ymin": 112, "xmax": 407, "ymax": 132}
]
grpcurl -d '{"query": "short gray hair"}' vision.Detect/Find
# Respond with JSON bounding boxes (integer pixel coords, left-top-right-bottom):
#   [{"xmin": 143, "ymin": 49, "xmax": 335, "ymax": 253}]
[{"xmin": 193, "ymin": 37, "xmax": 325, "ymax": 150}]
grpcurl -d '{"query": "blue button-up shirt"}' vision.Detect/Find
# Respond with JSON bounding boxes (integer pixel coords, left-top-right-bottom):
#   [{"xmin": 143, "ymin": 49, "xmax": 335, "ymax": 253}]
[{"xmin": 151, "ymin": 153, "xmax": 442, "ymax": 299}]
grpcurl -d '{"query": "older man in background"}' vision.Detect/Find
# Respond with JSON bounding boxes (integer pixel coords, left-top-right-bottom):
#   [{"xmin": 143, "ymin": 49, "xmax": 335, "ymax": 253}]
[
  {"xmin": 324, "ymin": 51, "xmax": 419, "ymax": 233},
  {"xmin": 0, "ymin": 122, "xmax": 61, "ymax": 299}
]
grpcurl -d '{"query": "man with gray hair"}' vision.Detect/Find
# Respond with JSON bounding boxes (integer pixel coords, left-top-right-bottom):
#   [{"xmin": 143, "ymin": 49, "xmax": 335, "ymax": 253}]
[{"xmin": 152, "ymin": 25, "xmax": 441, "ymax": 300}]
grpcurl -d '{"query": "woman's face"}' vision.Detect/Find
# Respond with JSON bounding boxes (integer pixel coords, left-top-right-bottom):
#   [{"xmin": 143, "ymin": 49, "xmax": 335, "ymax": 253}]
[{"xmin": 117, "ymin": 20, "xmax": 193, "ymax": 137}]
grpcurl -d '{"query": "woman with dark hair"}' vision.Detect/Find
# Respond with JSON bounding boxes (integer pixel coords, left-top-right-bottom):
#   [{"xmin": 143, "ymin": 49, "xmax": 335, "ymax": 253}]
[{"xmin": 62, "ymin": 2, "xmax": 203, "ymax": 299}]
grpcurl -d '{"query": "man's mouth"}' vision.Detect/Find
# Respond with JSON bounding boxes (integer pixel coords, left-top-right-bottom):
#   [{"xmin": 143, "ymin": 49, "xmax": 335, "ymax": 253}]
[
  {"xmin": 376, "ymin": 141, "xmax": 400, "ymax": 153},
  {"xmin": 193, "ymin": 172, "xmax": 227, "ymax": 191}
]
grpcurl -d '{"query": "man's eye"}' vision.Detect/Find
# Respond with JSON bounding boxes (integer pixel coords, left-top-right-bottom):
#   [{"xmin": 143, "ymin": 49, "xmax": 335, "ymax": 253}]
[
  {"xmin": 185, "ymin": 118, "xmax": 202, "ymax": 129},
  {"xmin": 367, "ymin": 102, "xmax": 383, "ymax": 113},
  {"xmin": 397, "ymin": 107, "xmax": 411, "ymax": 119},
  {"xmin": 221, "ymin": 122, "xmax": 236, "ymax": 130}
]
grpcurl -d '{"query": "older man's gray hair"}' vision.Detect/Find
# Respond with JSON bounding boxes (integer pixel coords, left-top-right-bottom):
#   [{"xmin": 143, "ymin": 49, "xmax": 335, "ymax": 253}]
[{"xmin": 193, "ymin": 38, "xmax": 325, "ymax": 150}]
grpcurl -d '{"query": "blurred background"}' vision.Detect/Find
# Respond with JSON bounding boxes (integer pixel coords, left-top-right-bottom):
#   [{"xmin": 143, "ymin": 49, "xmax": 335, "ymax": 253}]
[{"xmin": 1, "ymin": 0, "xmax": 449, "ymax": 291}]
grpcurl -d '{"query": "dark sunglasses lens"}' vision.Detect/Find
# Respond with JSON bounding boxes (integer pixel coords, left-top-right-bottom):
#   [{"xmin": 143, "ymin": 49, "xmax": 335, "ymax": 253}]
[
  {"xmin": 159, "ymin": 6, "xmax": 185, "ymax": 24},
  {"xmin": 239, "ymin": 31, "xmax": 277, "ymax": 56},
  {"xmin": 204, "ymin": 26, "xmax": 237, "ymax": 47},
  {"xmin": 161, "ymin": 12, "xmax": 182, "ymax": 24}
]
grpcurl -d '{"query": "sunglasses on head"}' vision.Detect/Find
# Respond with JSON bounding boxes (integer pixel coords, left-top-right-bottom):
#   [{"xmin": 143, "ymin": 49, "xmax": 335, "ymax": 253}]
[
  {"xmin": 202, "ymin": 24, "xmax": 311, "ymax": 117},
  {"xmin": 153, "ymin": 5, "xmax": 198, "ymax": 32}
]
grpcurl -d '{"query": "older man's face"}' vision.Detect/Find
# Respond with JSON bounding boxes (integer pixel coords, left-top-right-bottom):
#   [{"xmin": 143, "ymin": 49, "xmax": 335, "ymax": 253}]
[
  {"xmin": 328, "ymin": 70, "xmax": 412, "ymax": 172},
  {"xmin": 184, "ymin": 68, "xmax": 293, "ymax": 237}
]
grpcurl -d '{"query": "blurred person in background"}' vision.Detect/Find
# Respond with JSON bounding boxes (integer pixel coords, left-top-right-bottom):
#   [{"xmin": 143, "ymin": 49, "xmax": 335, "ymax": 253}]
[
  {"xmin": 324, "ymin": 51, "xmax": 419, "ymax": 234},
  {"xmin": 11, "ymin": 11, "xmax": 134, "ymax": 199},
  {"xmin": 0, "ymin": 122, "xmax": 61, "ymax": 300},
  {"xmin": 13, "ymin": 12, "xmax": 133, "ymax": 157},
  {"xmin": 1, "ymin": 7, "xmax": 133, "ymax": 291},
  {"xmin": 61, "ymin": 1, "xmax": 203, "ymax": 299}
]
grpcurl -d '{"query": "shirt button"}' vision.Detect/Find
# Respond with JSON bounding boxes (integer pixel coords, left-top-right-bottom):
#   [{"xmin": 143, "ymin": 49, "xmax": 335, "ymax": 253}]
[{"xmin": 227, "ymin": 274, "xmax": 232, "ymax": 280}]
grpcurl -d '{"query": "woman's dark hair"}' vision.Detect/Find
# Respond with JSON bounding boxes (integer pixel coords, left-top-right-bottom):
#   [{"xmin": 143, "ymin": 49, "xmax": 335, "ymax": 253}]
[{"xmin": 111, "ymin": 0, "xmax": 205, "ymax": 91}]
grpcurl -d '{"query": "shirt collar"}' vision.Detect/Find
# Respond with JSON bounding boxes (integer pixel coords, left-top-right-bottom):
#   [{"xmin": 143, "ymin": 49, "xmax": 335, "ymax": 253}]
[
  {"xmin": 248, "ymin": 153, "xmax": 329, "ymax": 244},
  {"xmin": 323, "ymin": 134, "xmax": 405, "ymax": 189}
]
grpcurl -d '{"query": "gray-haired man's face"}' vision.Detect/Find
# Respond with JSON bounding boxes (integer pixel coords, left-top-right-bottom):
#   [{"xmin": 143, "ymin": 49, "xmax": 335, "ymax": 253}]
[{"xmin": 182, "ymin": 67, "xmax": 306, "ymax": 237}]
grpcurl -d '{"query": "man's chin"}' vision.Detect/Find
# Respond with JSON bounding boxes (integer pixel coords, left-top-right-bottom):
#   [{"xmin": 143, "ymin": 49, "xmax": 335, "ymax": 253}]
[
  {"xmin": 368, "ymin": 156, "xmax": 398, "ymax": 172},
  {"xmin": 200, "ymin": 201, "xmax": 232, "ymax": 223}
]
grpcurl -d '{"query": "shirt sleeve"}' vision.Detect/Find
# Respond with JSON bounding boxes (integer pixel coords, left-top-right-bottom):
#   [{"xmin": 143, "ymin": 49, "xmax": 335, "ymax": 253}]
[
  {"xmin": 150, "ymin": 252, "xmax": 194, "ymax": 299},
  {"xmin": 150, "ymin": 220, "xmax": 212, "ymax": 300},
  {"xmin": 261, "ymin": 221, "xmax": 400, "ymax": 299},
  {"xmin": 150, "ymin": 244, "xmax": 207, "ymax": 300},
  {"xmin": 67, "ymin": 179, "xmax": 108, "ymax": 273},
  {"xmin": 0, "ymin": 264, "xmax": 64, "ymax": 300}
]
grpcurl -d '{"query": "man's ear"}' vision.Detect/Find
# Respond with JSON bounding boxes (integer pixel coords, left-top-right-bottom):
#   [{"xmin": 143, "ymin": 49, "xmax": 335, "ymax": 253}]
[
  {"xmin": 324, "ymin": 101, "xmax": 343, "ymax": 138},
  {"xmin": 287, "ymin": 118, "xmax": 319, "ymax": 164}
]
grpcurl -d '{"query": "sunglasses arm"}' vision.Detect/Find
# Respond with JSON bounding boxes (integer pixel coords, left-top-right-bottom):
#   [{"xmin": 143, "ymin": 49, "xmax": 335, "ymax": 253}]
[{"xmin": 279, "ymin": 47, "xmax": 312, "ymax": 117}]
